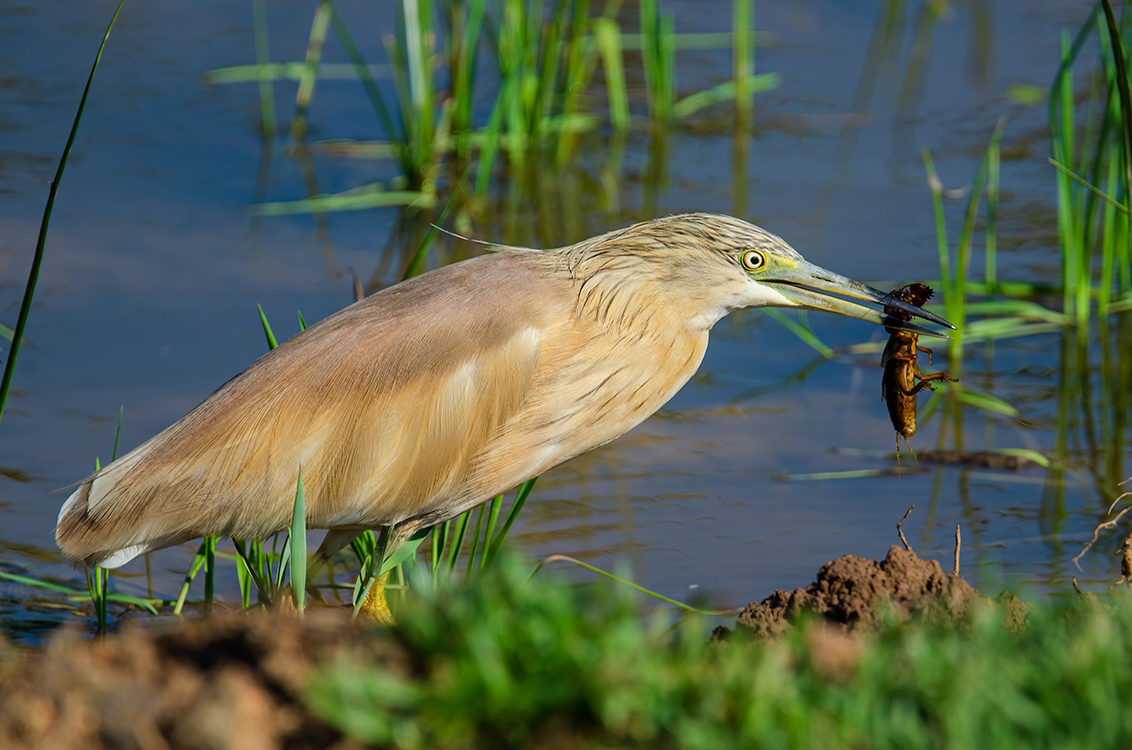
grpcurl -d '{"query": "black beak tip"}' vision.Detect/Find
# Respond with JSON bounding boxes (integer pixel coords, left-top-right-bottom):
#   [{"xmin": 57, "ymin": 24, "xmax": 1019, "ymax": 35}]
[
  {"xmin": 877, "ymin": 290, "xmax": 955, "ymax": 330},
  {"xmin": 884, "ymin": 315, "xmax": 954, "ymax": 339}
]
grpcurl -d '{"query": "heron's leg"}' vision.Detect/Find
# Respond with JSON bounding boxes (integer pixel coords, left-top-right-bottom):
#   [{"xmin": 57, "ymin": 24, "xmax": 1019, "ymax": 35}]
[
  {"xmin": 355, "ymin": 522, "xmax": 429, "ymax": 624},
  {"xmin": 359, "ymin": 570, "xmax": 395, "ymax": 624}
]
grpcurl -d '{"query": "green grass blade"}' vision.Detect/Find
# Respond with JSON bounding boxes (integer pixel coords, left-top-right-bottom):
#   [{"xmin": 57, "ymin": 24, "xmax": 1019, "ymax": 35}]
[
  {"xmin": 479, "ymin": 496, "xmax": 504, "ymax": 572},
  {"xmin": 104, "ymin": 592, "xmax": 161, "ymax": 615},
  {"xmin": 593, "ymin": 18, "xmax": 629, "ymax": 131},
  {"xmin": 431, "ymin": 521, "xmax": 447, "ymax": 575},
  {"xmin": 258, "ymin": 304, "xmax": 279, "ymax": 349},
  {"xmin": 252, "ymin": 0, "xmax": 277, "ymax": 138},
  {"xmin": 232, "ymin": 538, "xmax": 271, "ymax": 606},
  {"xmin": 0, "ymin": 571, "xmax": 163, "ymax": 616},
  {"xmin": 403, "ymin": 167, "xmax": 472, "ymax": 281},
  {"xmin": 328, "ymin": 4, "xmax": 411, "ymax": 173},
  {"xmin": 348, "ymin": 530, "xmax": 378, "ymax": 607},
  {"xmin": 275, "ymin": 534, "xmax": 292, "ymax": 591},
  {"xmin": 921, "ymin": 148, "xmax": 954, "ymax": 320},
  {"xmin": 986, "ymin": 125, "xmax": 1000, "ymax": 292},
  {"xmin": 350, "ymin": 530, "xmax": 377, "ymax": 569},
  {"xmin": 0, "ymin": 0, "xmax": 124, "ymax": 426},
  {"xmin": 450, "ymin": 0, "xmax": 488, "ymax": 150},
  {"xmin": 444, "ymin": 511, "xmax": 472, "ymax": 576},
  {"xmin": 533, "ymin": 554, "xmax": 731, "ymax": 615},
  {"xmin": 953, "ymin": 388, "xmax": 1020, "ymax": 418},
  {"xmin": 254, "ymin": 538, "xmax": 271, "ymax": 593},
  {"xmin": 555, "ymin": 0, "xmax": 591, "ymax": 162},
  {"xmin": 252, "ymin": 186, "xmax": 432, "ymax": 215},
  {"xmin": 1047, "ymin": 158, "xmax": 1129, "ymax": 214},
  {"xmin": 236, "ymin": 544, "xmax": 252, "ymax": 608},
  {"xmin": 475, "ymin": 92, "xmax": 506, "ymax": 196},
  {"xmin": 203, "ymin": 536, "xmax": 216, "ymax": 615},
  {"xmin": 174, "ymin": 541, "xmax": 210, "ymax": 615},
  {"xmin": 989, "ymin": 448, "xmax": 1051, "ymax": 468},
  {"xmin": 763, "ymin": 309, "xmax": 834, "ymax": 358},
  {"xmin": 619, "ymin": 31, "xmax": 773, "ymax": 51},
  {"xmin": 85, "ymin": 566, "xmax": 109, "ymax": 632},
  {"xmin": 950, "ymin": 119, "xmax": 1005, "ymax": 339},
  {"xmin": 465, "ymin": 505, "xmax": 487, "ymax": 572},
  {"xmin": 292, "ymin": 0, "xmax": 332, "ymax": 141},
  {"xmin": 640, "ymin": 0, "xmax": 667, "ymax": 120},
  {"xmin": 111, "ymin": 405, "xmax": 123, "ymax": 461},
  {"xmin": 733, "ymin": 0, "xmax": 753, "ymax": 119},
  {"xmin": 1050, "ymin": 26, "xmax": 1091, "ymax": 318},
  {"xmin": 1100, "ymin": 0, "xmax": 1132, "ymax": 228},
  {"xmin": 205, "ymin": 62, "xmax": 393, "ymax": 85},
  {"xmin": 672, "ymin": 75, "xmax": 780, "ymax": 119},
  {"xmin": 483, "ymin": 476, "xmax": 538, "ymax": 568},
  {"xmin": 0, "ymin": 571, "xmax": 94, "ymax": 595},
  {"xmin": 378, "ymin": 528, "xmax": 430, "ymax": 576}
]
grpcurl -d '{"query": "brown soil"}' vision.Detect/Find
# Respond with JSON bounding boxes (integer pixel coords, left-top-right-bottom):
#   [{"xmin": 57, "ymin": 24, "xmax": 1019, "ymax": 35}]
[
  {"xmin": 0, "ymin": 609, "xmax": 388, "ymax": 750},
  {"xmin": 735, "ymin": 545, "xmax": 1006, "ymax": 639},
  {"xmin": 0, "ymin": 547, "xmax": 1012, "ymax": 749}
]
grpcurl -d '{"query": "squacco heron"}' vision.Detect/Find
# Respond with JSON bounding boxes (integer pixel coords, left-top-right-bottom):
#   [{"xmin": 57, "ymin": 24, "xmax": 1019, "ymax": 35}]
[{"xmin": 57, "ymin": 213, "xmax": 949, "ymax": 613}]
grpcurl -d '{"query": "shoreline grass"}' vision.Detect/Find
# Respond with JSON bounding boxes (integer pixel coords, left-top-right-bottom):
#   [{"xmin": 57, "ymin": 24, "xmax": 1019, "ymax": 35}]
[{"xmin": 308, "ymin": 556, "xmax": 1132, "ymax": 750}]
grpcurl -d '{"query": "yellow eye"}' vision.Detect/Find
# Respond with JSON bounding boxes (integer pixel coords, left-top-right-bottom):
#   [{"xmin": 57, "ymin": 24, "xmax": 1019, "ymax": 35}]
[{"xmin": 741, "ymin": 250, "xmax": 764, "ymax": 271}]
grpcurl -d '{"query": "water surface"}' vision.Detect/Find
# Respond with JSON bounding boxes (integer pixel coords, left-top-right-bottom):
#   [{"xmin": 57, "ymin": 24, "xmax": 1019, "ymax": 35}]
[{"xmin": 2, "ymin": 0, "xmax": 1124, "ymax": 642}]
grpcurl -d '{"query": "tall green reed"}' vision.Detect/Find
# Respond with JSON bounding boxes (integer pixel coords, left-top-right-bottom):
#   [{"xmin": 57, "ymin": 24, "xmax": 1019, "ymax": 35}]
[
  {"xmin": 212, "ymin": 0, "xmax": 779, "ymax": 218},
  {"xmin": 0, "ymin": 1, "xmax": 128, "ymax": 632},
  {"xmin": 910, "ymin": 3, "xmax": 1132, "ymax": 519},
  {"xmin": 0, "ymin": 2, "xmax": 124, "ymax": 426},
  {"xmin": 919, "ymin": 123, "xmax": 1021, "ymax": 449},
  {"xmin": 1050, "ymin": 3, "xmax": 1132, "ymax": 322}
]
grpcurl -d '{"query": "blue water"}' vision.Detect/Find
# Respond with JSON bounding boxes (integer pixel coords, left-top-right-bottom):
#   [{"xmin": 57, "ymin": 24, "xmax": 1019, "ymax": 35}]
[{"xmin": 1, "ymin": 0, "xmax": 1121, "ymax": 642}]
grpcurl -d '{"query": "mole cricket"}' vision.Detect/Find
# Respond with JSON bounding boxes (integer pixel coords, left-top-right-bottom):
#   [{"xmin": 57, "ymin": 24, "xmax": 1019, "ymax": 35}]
[{"xmin": 881, "ymin": 283, "xmax": 958, "ymax": 460}]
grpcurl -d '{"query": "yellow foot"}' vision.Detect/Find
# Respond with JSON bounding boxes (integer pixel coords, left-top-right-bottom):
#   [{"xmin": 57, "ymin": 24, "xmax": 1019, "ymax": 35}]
[{"xmin": 359, "ymin": 571, "xmax": 395, "ymax": 624}]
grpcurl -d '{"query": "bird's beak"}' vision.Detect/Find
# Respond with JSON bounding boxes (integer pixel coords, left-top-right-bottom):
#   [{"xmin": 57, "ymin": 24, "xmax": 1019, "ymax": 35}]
[{"xmin": 762, "ymin": 259, "xmax": 955, "ymax": 338}]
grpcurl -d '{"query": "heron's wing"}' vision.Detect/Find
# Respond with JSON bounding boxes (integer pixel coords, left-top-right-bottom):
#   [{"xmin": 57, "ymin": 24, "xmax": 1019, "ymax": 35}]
[{"xmin": 57, "ymin": 251, "xmax": 567, "ymax": 565}]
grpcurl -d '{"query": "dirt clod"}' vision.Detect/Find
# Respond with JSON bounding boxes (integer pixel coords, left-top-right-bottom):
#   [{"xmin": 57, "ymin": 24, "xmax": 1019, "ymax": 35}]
[{"xmin": 736, "ymin": 545, "xmax": 984, "ymax": 638}]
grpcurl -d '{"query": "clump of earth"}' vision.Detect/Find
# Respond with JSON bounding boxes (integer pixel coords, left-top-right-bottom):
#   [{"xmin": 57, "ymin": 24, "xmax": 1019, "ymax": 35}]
[
  {"xmin": 733, "ymin": 544, "xmax": 1026, "ymax": 639},
  {"xmin": 0, "ymin": 546, "xmax": 1019, "ymax": 750}
]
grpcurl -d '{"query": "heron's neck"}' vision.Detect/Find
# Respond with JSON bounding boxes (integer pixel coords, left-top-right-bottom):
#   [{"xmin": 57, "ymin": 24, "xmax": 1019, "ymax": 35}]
[{"xmin": 552, "ymin": 246, "xmax": 724, "ymax": 335}]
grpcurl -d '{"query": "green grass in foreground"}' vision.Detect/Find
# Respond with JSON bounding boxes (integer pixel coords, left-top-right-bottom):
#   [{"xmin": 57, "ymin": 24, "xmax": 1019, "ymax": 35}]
[{"xmin": 309, "ymin": 558, "xmax": 1132, "ymax": 749}]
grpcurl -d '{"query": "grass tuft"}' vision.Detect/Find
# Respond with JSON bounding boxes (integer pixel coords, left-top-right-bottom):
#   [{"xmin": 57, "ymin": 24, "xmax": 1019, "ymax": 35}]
[{"xmin": 308, "ymin": 556, "xmax": 1132, "ymax": 749}]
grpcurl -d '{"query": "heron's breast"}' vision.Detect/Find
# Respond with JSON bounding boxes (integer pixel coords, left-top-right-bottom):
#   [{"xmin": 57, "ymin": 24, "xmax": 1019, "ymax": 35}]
[{"xmin": 473, "ymin": 321, "xmax": 711, "ymax": 486}]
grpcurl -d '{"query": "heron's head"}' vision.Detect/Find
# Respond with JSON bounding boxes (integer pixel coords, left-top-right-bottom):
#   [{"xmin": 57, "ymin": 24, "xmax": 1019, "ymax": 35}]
[{"xmin": 574, "ymin": 213, "xmax": 953, "ymax": 336}]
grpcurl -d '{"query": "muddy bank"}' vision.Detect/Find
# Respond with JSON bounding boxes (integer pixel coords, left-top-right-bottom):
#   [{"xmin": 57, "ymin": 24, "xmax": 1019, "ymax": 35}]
[
  {"xmin": 0, "ymin": 547, "xmax": 1016, "ymax": 750},
  {"xmin": 0, "ymin": 610, "xmax": 376, "ymax": 750}
]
